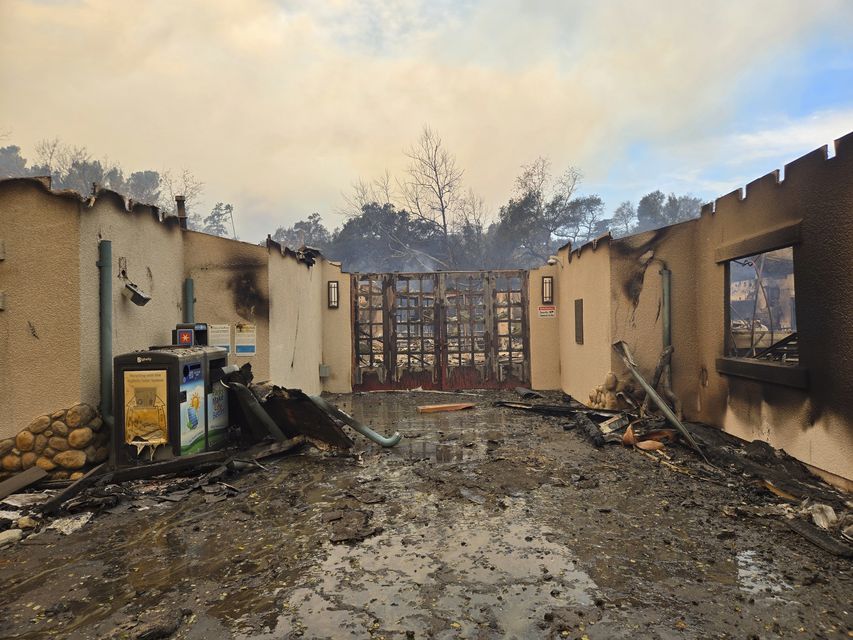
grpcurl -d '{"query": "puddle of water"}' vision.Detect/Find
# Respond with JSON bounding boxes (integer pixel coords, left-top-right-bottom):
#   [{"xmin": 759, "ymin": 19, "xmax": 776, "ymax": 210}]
[
  {"xmin": 736, "ymin": 550, "xmax": 791, "ymax": 596},
  {"xmin": 260, "ymin": 502, "xmax": 597, "ymax": 639}
]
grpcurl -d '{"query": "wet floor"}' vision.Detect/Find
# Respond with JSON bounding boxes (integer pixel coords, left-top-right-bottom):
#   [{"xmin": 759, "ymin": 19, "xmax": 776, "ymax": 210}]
[{"xmin": 0, "ymin": 390, "xmax": 850, "ymax": 639}]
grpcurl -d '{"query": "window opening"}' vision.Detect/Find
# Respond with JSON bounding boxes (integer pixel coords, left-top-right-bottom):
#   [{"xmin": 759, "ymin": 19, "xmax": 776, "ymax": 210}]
[{"xmin": 727, "ymin": 246, "xmax": 797, "ymax": 364}]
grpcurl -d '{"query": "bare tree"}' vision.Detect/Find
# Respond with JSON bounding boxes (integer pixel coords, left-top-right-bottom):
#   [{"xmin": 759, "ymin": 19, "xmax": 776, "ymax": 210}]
[
  {"xmin": 158, "ymin": 168, "xmax": 204, "ymax": 219},
  {"xmin": 339, "ymin": 170, "xmax": 395, "ymax": 217},
  {"xmin": 399, "ymin": 125, "xmax": 464, "ymax": 261},
  {"xmin": 612, "ymin": 201, "xmax": 636, "ymax": 236},
  {"xmin": 34, "ymin": 138, "xmax": 90, "ymax": 178}
]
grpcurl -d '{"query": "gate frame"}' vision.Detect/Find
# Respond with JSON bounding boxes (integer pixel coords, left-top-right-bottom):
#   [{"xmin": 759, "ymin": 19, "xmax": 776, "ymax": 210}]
[{"xmin": 351, "ymin": 270, "xmax": 531, "ymax": 391}]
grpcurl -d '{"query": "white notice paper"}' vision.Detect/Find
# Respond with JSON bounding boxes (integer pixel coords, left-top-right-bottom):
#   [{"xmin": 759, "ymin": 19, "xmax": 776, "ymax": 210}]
[
  {"xmin": 235, "ymin": 323, "xmax": 257, "ymax": 356},
  {"xmin": 208, "ymin": 324, "xmax": 232, "ymax": 354}
]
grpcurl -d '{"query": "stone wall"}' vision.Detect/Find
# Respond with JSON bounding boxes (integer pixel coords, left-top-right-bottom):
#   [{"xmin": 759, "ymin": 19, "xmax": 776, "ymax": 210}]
[{"xmin": 0, "ymin": 403, "xmax": 108, "ymax": 481}]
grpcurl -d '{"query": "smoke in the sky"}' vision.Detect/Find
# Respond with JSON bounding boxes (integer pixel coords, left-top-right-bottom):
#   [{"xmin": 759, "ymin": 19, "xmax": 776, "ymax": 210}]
[{"xmin": 1, "ymin": 0, "xmax": 851, "ymax": 239}]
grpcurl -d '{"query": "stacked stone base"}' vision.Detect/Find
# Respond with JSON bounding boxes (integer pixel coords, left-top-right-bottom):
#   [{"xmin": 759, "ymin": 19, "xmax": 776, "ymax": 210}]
[{"xmin": 0, "ymin": 404, "xmax": 109, "ymax": 481}]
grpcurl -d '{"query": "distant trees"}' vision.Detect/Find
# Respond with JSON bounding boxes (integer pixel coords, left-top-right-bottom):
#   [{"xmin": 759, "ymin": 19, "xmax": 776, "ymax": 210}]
[
  {"xmin": 0, "ymin": 134, "xmax": 708, "ymax": 272},
  {"xmin": 201, "ymin": 202, "xmax": 234, "ymax": 238},
  {"xmin": 491, "ymin": 158, "xmax": 606, "ymax": 267},
  {"xmin": 635, "ymin": 190, "xmax": 702, "ymax": 232},
  {"xmin": 327, "ymin": 202, "xmax": 445, "ymax": 272},
  {"xmin": 0, "ymin": 138, "xmax": 217, "ymax": 233},
  {"xmin": 271, "ymin": 212, "xmax": 331, "ymax": 249},
  {"xmin": 611, "ymin": 201, "xmax": 637, "ymax": 236}
]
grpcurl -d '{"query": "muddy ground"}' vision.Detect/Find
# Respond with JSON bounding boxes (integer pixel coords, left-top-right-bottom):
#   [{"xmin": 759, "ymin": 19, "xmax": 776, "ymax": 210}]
[{"xmin": 0, "ymin": 391, "xmax": 850, "ymax": 639}]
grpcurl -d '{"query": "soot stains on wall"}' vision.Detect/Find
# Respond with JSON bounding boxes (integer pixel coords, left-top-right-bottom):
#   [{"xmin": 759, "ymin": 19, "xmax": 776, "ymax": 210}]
[{"xmin": 228, "ymin": 267, "xmax": 269, "ymax": 320}]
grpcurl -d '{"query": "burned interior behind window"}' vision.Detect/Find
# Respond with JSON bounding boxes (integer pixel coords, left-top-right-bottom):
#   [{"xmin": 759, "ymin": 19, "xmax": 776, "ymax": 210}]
[{"xmin": 727, "ymin": 246, "xmax": 797, "ymax": 364}]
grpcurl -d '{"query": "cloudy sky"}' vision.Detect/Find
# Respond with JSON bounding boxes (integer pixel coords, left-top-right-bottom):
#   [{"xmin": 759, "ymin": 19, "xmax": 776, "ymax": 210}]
[{"xmin": 1, "ymin": 0, "xmax": 852, "ymax": 240}]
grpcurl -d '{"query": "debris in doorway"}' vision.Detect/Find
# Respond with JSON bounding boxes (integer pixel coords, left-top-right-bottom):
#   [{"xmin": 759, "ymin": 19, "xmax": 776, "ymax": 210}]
[{"xmin": 416, "ymin": 403, "xmax": 476, "ymax": 414}]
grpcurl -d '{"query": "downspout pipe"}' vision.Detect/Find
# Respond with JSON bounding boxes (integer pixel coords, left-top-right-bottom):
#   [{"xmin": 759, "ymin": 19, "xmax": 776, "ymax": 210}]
[
  {"xmin": 97, "ymin": 240, "xmax": 114, "ymax": 435},
  {"xmin": 183, "ymin": 278, "xmax": 195, "ymax": 323},
  {"xmin": 661, "ymin": 267, "xmax": 672, "ymax": 348}
]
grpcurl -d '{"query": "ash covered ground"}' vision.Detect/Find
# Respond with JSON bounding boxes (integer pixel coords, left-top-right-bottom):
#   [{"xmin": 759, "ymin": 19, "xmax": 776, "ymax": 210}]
[{"xmin": 0, "ymin": 391, "xmax": 850, "ymax": 639}]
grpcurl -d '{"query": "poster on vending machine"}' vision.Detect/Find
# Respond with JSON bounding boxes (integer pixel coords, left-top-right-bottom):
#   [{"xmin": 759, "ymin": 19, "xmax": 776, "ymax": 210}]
[
  {"xmin": 123, "ymin": 370, "xmax": 168, "ymax": 446},
  {"xmin": 180, "ymin": 362, "xmax": 207, "ymax": 455}
]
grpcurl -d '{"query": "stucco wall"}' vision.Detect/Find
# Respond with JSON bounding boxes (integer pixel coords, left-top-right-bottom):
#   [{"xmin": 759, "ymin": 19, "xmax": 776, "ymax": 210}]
[
  {"xmin": 603, "ymin": 133, "xmax": 853, "ymax": 482},
  {"xmin": 557, "ymin": 242, "xmax": 613, "ymax": 402},
  {"xmin": 690, "ymin": 133, "xmax": 853, "ymax": 481},
  {"xmin": 79, "ymin": 192, "xmax": 185, "ymax": 407},
  {"xmin": 0, "ymin": 180, "xmax": 83, "ymax": 439},
  {"xmin": 527, "ymin": 264, "xmax": 560, "ymax": 390},
  {"xmin": 321, "ymin": 262, "xmax": 353, "ymax": 393},
  {"xmin": 183, "ymin": 231, "xmax": 271, "ymax": 381},
  {"xmin": 267, "ymin": 246, "xmax": 324, "ymax": 394},
  {"xmin": 609, "ymin": 221, "xmax": 701, "ymax": 410}
]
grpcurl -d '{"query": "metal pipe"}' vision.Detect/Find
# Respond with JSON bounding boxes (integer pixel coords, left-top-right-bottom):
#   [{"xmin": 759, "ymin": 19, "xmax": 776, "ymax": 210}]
[
  {"xmin": 97, "ymin": 240, "xmax": 113, "ymax": 427},
  {"xmin": 183, "ymin": 277, "xmax": 194, "ymax": 323},
  {"xmin": 309, "ymin": 395, "xmax": 402, "ymax": 447},
  {"xmin": 661, "ymin": 267, "xmax": 672, "ymax": 348},
  {"xmin": 612, "ymin": 341, "xmax": 709, "ymax": 464}
]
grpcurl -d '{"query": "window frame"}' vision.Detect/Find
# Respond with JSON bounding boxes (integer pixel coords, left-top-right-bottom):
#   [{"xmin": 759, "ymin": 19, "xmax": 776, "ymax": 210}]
[{"xmin": 715, "ymin": 222, "xmax": 807, "ymax": 388}]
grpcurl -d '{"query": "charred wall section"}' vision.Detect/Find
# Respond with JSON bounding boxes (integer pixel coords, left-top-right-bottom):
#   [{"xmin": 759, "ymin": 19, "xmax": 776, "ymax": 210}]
[
  {"xmin": 603, "ymin": 132, "xmax": 853, "ymax": 483},
  {"xmin": 0, "ymin": 178, "xmax": 352, "ymax": 440}
]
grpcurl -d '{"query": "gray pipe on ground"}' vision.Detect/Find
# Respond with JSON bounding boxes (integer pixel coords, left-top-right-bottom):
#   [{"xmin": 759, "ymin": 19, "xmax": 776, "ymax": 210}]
[{"xmin": 309, "ymin": 396, "xmax": 402, "ymax": 447}]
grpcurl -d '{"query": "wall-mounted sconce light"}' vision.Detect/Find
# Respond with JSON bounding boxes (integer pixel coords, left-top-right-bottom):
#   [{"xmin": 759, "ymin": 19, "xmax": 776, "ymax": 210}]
[
  {"xmin": 542, "ymin": 276, "xmax": 554, "ymax": 304},
  {"xmin": 546, "ymin": 255, "xmax": 563, "ymax": 266},
  {"xmin": 122, "ymin": 281, "xmax": 151, "ymax": 306},
  {"xmin": 328, "ymin": 280, "xmax": 340, "ymax": 309}
]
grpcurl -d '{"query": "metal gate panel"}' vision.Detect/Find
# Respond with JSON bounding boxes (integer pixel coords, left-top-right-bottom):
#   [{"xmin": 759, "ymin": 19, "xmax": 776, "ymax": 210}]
[{"xmin": 353, "ymin": 270, "xmax": 529, "ymax": 390}]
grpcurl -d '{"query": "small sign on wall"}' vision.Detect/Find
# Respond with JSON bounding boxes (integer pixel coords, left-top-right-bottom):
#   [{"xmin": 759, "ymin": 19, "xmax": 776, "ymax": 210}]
[
  {"xmin": 538, "ymin": 305, "xmax": 557, "ymax": 318},
  {"xmin": 208, "ymin": 323, "xmax": 232, "ymax": 354},
  {"xmin": 235, "ymin": 323, "xmax": 257, "ymax": 355}
]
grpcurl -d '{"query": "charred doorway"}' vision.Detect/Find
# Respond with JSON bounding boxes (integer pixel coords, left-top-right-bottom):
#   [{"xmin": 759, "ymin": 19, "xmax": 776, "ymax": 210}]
[{"xmin": 352, "ymin": 271, "xmax": 530, "ymax": 390}]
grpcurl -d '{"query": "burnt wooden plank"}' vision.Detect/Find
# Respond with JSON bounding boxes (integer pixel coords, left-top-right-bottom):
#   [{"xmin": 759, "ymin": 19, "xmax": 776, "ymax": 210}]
[
  {"xmin": 106, "ymin": 450, "xmax": 231, "ymax": 483},
  {"xmin": 0, "ymin": 467, "xmax": 48, "ymax": 500},
  {"xmin": 40, "ymin": 463, "xmax": 106, "ymax": 515}
]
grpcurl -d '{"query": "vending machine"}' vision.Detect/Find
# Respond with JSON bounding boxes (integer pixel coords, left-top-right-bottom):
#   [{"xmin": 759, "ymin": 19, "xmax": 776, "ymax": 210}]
[{"xmin": 113, "ymin": 345, "xmax": 230, "ymax": 465}]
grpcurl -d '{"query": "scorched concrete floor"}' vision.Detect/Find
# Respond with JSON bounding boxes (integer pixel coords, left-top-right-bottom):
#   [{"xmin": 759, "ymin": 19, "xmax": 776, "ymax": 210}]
[{"xmin": 0, "ymin": 391, "xmax": 850, "ymax": 639}]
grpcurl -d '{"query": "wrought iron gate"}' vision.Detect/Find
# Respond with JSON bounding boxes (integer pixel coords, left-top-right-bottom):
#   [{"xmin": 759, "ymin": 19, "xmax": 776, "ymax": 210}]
[{"xmin": 352, "ymin": 271, "xmax": 530, "ymax": 390}]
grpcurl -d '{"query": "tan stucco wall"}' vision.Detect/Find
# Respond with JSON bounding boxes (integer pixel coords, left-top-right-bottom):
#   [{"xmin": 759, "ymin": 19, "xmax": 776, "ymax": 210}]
[
  {"xmin": 183, "ymin": 231, "xmax": 271, "ymax": 381},
  {"xmin": 0, "ymin": 181, "xmax": 83, "ymax": 438},
  {"xmin": 609, "ymin": 221, "xmax": 701, "ymax": 410},
  {"xmin": 321, "ymin": 263, "xmax": 353, "ymax": 393},
  {"xmin": 606, "ymin": 133, "xmax": 853, "ymax": 481},
  {"xmin": 0, "ymin": 180, "xmax": 349, "ymax": 440},
  {"xmin": 267, "ymin": 247, "xmax": 324, "ymax": 394},
  {"xmin": 79, "ymin": 193, "xmax": 185, "ymax": 407},
  {"xmin": 691, "ymin": 134, "xmax": 853, "ymax": 481},
  {"xmin": 527, "ymin": 264, "xmax": 560, "ymax": 390},
  {"xmin": 557, "ymin": 243, "xmax": 613, "ymax": 402}
]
